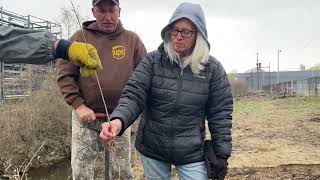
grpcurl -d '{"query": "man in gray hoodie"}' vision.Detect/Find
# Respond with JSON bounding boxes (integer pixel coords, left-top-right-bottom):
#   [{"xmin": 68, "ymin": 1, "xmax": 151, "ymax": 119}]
[{"xmin": 100, "ymin": 2, "xmax": 232, "ymax": 180}]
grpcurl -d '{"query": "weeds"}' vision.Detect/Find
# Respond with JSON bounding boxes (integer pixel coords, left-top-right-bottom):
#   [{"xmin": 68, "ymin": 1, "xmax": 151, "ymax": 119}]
[{"xmin": 0, "ymin": 72, "xmax": 71, "ymax": 179}]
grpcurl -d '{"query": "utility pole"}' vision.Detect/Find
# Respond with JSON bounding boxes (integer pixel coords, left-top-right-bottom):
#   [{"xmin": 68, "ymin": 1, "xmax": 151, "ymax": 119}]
[
  {"xmin": 250, "ymin": 70, "xmax": 253, "ymax": 89},
  {"xmin": 256, "ymin": 52, "xmax": 261, "ymax": 90},
  {"xmin": 260, "ymin": 62, "xmax": 271, "ymax": 92},
  {"xmin": 269, "ymin": 61, "xmax": 271, "ymax": 86},
  {"xmin": 277, "ymin": 49, "xmax": 281, "ymax": 84}
]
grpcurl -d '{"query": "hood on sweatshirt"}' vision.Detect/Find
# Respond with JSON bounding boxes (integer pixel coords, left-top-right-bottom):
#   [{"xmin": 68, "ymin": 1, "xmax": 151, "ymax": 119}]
[
  {"xmin": 160, "ymin": 2, "xmax": 210, "ymax": 49},
  {"xmin": 82, "ymin": 20, "xmax": 124, "ymax": 40}
]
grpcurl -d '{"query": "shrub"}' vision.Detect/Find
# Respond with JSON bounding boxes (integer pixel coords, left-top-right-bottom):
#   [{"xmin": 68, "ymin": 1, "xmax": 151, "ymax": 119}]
[{"xmin": 0, "ymin": 72, "xmax": 71, "ymax": 177}]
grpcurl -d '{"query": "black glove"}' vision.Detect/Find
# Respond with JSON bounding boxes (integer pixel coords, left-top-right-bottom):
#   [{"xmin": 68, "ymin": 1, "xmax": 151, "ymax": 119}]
[
  {"xmin": 213, "ymin": 157, "xmax": 228, "ymax": 180},
  {"xmin": 204, "ymin": 140, "xmax": 228, "ymax": 180}
]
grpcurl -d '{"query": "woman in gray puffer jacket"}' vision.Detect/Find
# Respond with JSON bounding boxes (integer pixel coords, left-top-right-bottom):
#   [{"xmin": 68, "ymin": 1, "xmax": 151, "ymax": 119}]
[{"xmin": 100, "ymin": 2, "xmax": 233, "ymax": 180}]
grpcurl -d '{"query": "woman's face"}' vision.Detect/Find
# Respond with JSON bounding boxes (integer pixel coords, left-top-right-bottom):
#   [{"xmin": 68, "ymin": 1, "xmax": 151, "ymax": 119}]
[{"xmin": 170, "ymin": 18, "xmax": 197, "ymax": 57}]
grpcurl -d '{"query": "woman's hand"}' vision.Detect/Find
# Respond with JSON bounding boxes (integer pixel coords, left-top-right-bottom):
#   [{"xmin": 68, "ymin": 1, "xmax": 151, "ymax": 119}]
[{"xmin": 99, "ymin": 119, "xmax": 122, "ymax": 142}]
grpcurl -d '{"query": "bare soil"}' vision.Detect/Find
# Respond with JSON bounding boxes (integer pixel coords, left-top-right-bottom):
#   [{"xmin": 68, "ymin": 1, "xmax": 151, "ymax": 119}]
[
  {"xmin": 2, "ymin": 93, "xmax": 319, "ymax": 179},
  {"xmin": 132, "ymin": 94, "xmax": 320, "ymax": 179},
  {"xmin": 227, "ymin": 94, "xmax": 320, "ymax": 179}
]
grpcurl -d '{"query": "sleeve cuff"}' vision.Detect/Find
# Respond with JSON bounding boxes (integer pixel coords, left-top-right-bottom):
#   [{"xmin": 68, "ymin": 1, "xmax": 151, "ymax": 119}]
[
  {"xmin": 54, "ymin": 39, "xmax": 72, "ymax": 60},
  {"xmin": 110, "ymin": 111, "xmax": 129, "ymax": 136},
  {"xmin": 70, "ymin": 97, "xmax": 85, "ymax": 110}
]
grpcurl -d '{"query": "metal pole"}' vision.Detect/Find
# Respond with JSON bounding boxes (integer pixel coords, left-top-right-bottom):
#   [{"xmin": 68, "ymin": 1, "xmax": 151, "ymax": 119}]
[
  {"xmin": 269, "ymin": 61, "xmax": 271, "ymax": 93},
  {"xmin": 262, "ymin": 71, "xmax": 264, "ymax": 87},
  {"xmin": 0, "ymin": 61, "xmax": 3, "ymax": 103},
  {"xmin": 250, "ymin": 70, "xmax": 253, "ymax": 90},
  {"xmin": 256, "ymin": 52, "xmax": 259, "ymax": 90},
  {"xmin": 277, "ymin": 49, "xmax": 281, "ymax": 84},
  {"xmin": 269, "ymin": 61, "xmax": 271, "ymax": 85},
  {"xmin": 105, "ymin": 151, "xmax": 110, "ymax": 180},
  {"xmin": 0, "ymin": 6, "xmax": 3, "ymax": 25}
]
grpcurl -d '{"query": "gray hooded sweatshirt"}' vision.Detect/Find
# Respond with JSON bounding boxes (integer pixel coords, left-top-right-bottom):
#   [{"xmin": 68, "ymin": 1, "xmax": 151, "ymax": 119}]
[{"xmin": 161, "ymin": 2, "xmax": 210, "ymax": 49}]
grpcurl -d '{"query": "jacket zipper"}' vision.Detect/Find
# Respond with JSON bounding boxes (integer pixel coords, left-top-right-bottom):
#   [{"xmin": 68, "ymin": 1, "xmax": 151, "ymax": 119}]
[{"xmin": 170, "ymin": 63, "xmax": 184, "ymax": 162}]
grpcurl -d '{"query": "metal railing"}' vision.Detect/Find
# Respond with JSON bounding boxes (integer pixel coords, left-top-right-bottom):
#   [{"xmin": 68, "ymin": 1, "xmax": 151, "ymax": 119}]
[
  {"xmin": 0, "ymin": 7, "xmax": 61, "ymax": 36},
  {"xmin": 0, "ymin": 7, "xmax": 61, "ymax": 103},
  {"xmin": 263, "ymin": 77, "xmax": 320, "ymax": 96}
]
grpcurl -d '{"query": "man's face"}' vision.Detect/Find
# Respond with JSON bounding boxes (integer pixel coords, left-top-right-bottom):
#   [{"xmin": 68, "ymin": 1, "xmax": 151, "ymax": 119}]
[{"xmin": 92, "ymin": 0, "xmax": 121, "ymax": 33}]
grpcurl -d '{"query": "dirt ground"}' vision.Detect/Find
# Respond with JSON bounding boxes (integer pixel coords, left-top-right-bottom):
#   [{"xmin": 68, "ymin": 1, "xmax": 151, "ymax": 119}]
[
  {"xmin": 132, "ymin": 94, "xmax": 320, "ymax": 179},
  {"xmin": 225, "ymin": 94, "xmax": 320, "ymax": 179},
  {"xmin": 2, "ymin": 93, "xmax": 319, "ymax": 179}
]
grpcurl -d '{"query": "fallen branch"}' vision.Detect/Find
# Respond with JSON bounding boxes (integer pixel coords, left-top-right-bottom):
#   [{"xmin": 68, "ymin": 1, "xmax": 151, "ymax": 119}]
[{"xmin": 20, "ymin": 139, "xmax": 46, "ymax": 180}]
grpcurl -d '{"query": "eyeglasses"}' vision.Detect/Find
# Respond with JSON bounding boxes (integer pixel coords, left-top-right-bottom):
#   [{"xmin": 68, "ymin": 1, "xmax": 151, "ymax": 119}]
[{"xmin": 170, "ymin": 29, "xmax": 197, "ymax": 38}]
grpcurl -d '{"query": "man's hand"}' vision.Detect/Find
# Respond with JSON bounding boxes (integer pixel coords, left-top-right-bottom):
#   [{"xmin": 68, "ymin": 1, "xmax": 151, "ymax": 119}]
[
  {"xmin": 99, "ymin": 119, "xmax": 122, "ymax": 142},
  {"xmin": 68, "ymin": 41, "xmax": 103, "ymax": 77},
  {"xmin": 75, "ymin": 104, "xmax": 96, "ymax": 122}
]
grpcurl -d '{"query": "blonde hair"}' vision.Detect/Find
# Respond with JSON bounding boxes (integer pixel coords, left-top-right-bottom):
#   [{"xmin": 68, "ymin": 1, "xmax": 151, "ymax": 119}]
[{"xmin": 164, "ymin": 32, "xmax": 209, "ymax": 75}]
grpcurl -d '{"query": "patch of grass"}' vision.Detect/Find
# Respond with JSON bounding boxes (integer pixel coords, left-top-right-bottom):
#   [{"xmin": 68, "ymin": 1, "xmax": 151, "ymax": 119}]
[
  {"xmin": 233, "ymin": 99, "xmax": 274, "ymax": 116},
  {"xmin": 234, "ymin": 96, "xmax": 320, "ymax": 118},
  {"xmin": 271, "ymin": 96, "xmax": 320, "ymax": 114},
  {"xmin": 294, "ymin": 96, "xmax": 320, "ymax": 109}
]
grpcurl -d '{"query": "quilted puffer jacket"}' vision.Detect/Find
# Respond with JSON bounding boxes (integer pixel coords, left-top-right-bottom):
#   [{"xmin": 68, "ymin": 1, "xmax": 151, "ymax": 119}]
[{"xmin": 110, "ymin": 45, "xmax": 233, "ymax": 165}]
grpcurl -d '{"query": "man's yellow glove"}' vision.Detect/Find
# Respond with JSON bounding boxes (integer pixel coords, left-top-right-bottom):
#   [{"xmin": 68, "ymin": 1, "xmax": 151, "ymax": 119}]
[
  {"xmin": 55, "ymin": 40, "xmax": 102, "ymax": 77},
  {"xmin": 68, "ymin": 41, "xmax": 103, "ymax": 76},
  {"xmin": 80, "ymin": 66, "xmax": 97, "ymax": 77}
]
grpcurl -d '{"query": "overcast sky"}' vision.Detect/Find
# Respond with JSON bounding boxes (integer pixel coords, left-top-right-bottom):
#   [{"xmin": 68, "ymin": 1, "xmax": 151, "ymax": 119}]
[{"xmin": 1, "ymin": 0, "xmax": 319, "ymax": 73}]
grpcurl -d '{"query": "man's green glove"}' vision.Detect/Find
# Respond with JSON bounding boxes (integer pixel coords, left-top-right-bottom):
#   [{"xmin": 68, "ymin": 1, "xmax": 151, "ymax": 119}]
[{"xmin": 68, "ymin": 42, "xmax": 103, "ymax": 76}]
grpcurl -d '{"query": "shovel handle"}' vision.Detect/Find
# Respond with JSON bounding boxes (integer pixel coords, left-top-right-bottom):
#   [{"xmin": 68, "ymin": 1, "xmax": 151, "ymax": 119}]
[{"xmin": 95, "ymin": 113, "xmax": 107, "ymax": 119}]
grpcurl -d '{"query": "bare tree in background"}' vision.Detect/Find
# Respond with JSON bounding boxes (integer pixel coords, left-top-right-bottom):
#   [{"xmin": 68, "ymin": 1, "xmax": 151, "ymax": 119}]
[
  {"xmin": 59, "ymin": 6, "xmax": 89, "ymax": 38},
  {"xmin": 228, "ymin": 70, "xmax": 249, "ymax": 96}
]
